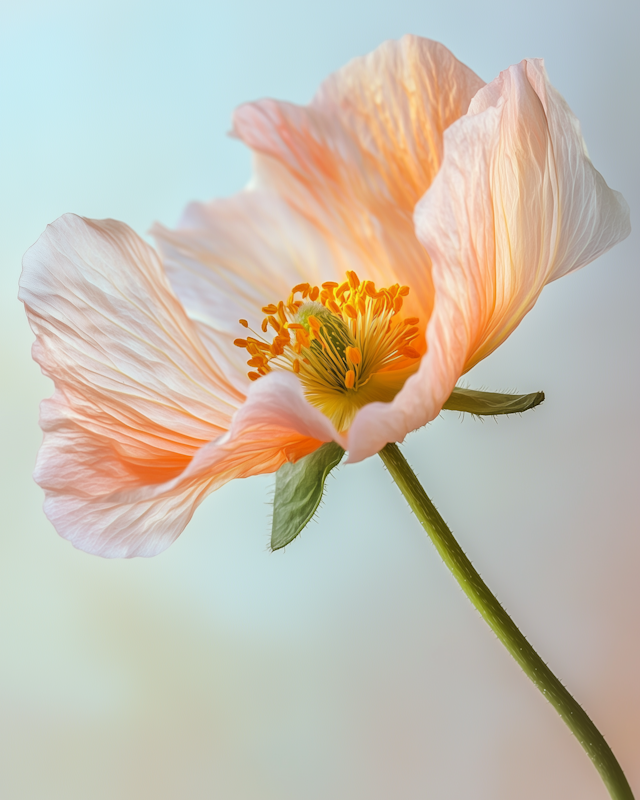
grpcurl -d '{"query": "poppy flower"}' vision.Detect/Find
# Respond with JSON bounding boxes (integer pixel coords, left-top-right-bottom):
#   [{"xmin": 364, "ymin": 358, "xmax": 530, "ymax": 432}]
[{"xmin": 19, "ymin": 36, "xmax": 630, "ymax": 557}]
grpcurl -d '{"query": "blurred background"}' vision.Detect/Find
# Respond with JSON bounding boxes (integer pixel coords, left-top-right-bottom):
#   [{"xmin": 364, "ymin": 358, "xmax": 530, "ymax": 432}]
[{"xmin": 1, "ymin": 0, "xmax": 638, "ymax": 798}]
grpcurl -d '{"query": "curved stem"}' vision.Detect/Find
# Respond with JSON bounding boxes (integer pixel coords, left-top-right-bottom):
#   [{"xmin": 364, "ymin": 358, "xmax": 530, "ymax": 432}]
[{"xmin": 379, "ymin": 442, "xmax": 634, "ymax": 800}]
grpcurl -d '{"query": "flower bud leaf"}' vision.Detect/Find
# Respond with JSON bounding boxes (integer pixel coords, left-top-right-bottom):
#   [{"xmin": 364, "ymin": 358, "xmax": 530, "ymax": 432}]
[
  {"xmin": 271, "ymin": 442, "xmax": 345, "ymax": 551},
  {"xmin": 442, "ymin": 387, "xmax": 545, "ymax": 415}
]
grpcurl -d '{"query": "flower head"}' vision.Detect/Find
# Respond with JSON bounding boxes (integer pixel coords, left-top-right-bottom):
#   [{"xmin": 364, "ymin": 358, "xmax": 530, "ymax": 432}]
[{"xmin": 20, "ymin": 36, "xmax": 630, "ymax": 557}]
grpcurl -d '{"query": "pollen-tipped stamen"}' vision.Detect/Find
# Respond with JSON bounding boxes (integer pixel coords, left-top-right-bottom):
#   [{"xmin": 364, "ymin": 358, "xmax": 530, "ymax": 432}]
[{"xmin": 234, "ymin": 271, "xmax": 424, "ymax": 430}]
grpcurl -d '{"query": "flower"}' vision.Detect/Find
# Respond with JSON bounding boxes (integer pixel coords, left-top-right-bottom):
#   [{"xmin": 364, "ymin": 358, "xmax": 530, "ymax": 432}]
[{"xmin": 19, "ymin": 36, "xmax": 630, "ymax": 558}]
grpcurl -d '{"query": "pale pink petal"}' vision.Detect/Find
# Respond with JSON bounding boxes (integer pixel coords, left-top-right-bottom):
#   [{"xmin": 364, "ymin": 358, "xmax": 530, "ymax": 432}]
[
  {"xmin": 415, "ymin": 58, "xmax": 630, "ymax": 374},
  {"xmin": 37, "ymin": 373, "xmax": 341, "ymax": 558},
  {"xmin": 151, "ymin": 190, "xmax": 359, "ymax": 387},
  {"xmin": 232, "ymin": 35, "xmax": 484, "ymax": 317},
  {"xmin": 346, "ymin": 59, "xmax": 630, "ymax": 463},
  {"xmin": 521, "ymin": 62, "xmax": 632, "ymax": 284},
  {"xmin": 20, "ymin": 215, "xmax": 340, "ymax": 557}
]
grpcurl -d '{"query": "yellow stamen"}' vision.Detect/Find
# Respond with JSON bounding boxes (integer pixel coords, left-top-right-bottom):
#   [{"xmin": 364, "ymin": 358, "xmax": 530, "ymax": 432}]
[
  {"xmin": 346, "ymin": 346, "xmax": 361, "ymax": 365},
  {"xmin": 235, "ymin": 270, "xmax": 424, "ymax": 430}
]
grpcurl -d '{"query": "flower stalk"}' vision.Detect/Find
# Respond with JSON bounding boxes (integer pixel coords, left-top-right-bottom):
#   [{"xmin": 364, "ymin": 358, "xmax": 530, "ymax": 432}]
[{"xmin": 379, "ymin": 442, "xmax": 634, "ymax": 800}]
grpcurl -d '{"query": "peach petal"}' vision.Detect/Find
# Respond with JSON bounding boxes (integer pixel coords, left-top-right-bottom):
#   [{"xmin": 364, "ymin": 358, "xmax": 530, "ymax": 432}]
[
  {"xmin": 314, "ymin": 36, "xmax": 485, "ymax": 212},
  {"xmin": 346, "ymin": 59, "xmax": 630, "ymax": 463},
  {"xmin": 37, "ymin": 372, "xmax": 341, "ymax": 558},
  {"xmin": 232, "ymin": 36, "xmax": 484, "ymax": 320},
  {"xmin": 20, "ymin": 215, "xmax": 339, "ymax": 557},
  {"xmin": 415, "ymin": 58, "xmax": 630, "ymax": 375}
]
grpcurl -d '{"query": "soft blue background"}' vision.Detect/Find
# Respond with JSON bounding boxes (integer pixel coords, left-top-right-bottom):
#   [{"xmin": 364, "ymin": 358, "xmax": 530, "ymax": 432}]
[{"xmin": 1, "ymin": 1, "xmax": 638, "ymax": 798}]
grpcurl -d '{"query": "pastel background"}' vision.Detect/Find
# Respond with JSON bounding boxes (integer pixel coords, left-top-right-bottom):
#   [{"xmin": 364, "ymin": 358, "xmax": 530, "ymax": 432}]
[{"xmin": 1, "ymin": 0, "xmax": 638, "ymax": 798}]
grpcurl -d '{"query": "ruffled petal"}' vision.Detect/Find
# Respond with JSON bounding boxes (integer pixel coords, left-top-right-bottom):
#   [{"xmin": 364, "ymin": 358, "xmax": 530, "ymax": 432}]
[
  {"xmin": 346, "ymin": 59, "xmax": 630, "ymax": 462},
  {"xmin": 415, "ymin": 58, "xmax": 631, "ymax": 374},
  {"xmin": 232, "ymin": 35, "xmax": 484, "ymax": 319},
  {"xmin": 152, "ymin": 190, "xmax": 359, "ymax": 387},
  {"xmin": 20, "ymin": 215, "xmax": 340, "ymax": 557},
  {"xmin": 314, "ymin": 35, "xmax": 485, "ymax": 213},
  {"xmin": 35, "ymin": 373, "xmax": 341, "ymax": 558}
]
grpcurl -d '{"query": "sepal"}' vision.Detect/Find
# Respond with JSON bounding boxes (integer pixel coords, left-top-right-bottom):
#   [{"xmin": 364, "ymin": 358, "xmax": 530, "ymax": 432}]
[
  {"xmin": 271, "ymin": 442, "xmax": 345, "ymax": 551},
  {"xmin": 442, "ymin": 387, "xmax": 545, "ymax": 415}
]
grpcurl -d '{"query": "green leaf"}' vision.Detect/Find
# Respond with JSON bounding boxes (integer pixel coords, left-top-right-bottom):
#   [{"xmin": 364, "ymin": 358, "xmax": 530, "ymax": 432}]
[
  {"xmin": 271, "ymin": 442, "xmax": 345, "ymax": 551},
  {"xmin": 442, "ymin": 387, "xmax": 545, "ymax": 415}
]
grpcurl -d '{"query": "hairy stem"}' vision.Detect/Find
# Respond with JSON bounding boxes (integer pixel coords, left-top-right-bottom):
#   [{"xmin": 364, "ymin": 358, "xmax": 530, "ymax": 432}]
[{"xmin": 379, "ymin": 442, "xmax": 633, "ymax": 800}]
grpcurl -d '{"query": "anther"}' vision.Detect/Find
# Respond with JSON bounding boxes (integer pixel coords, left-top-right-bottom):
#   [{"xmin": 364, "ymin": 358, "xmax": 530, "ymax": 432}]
[
  {"xmin": 345, "ymin": 369, "xmax": 355, "ymax": 389},
  {"xmin": 346, "ymin": 346, "xmax": 361, "ymax": 365},
  {"xmin": 293, "ymin": 359, "xmax": 301, "ymax": 374},
  {"xmin": 239, "ymin": 319, "xmax": 249, "ymax": 328},
  {"xmin": 364, "ymin": 281, "xmax": 378, "ymax": 297},
  {"xmin": 233, "ymin": 338, "xmax": 248, "ymax": 348}
]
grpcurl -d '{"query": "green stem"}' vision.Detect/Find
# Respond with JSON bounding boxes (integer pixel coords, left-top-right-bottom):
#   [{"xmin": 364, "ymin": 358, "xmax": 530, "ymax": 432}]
[{"xmin": 379, "ymin": 442, "xmax": 634, "ymax": 800}]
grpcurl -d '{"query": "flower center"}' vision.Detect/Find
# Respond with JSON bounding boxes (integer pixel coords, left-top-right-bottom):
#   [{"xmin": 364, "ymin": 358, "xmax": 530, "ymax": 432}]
[{"xmin": 234, "ymin": 271, "xmax": 423, "ymax": 431}]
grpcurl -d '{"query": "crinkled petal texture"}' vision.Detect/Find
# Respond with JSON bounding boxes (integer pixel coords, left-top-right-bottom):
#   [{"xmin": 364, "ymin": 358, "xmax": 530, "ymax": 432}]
[
  {"xmin": 231, "ymin": 35, "xmax": 485, "ymax": 325},
  {"xmin": 346, "ymin": 58, "xmax": 630, "ymax": 462},
  {"xmin": 152, "ymin": 189, "xmax": 356, "ymax": 390},
  {"xmin": 20, "ymin": 215, "xmax": 340, "ymax": 557}
]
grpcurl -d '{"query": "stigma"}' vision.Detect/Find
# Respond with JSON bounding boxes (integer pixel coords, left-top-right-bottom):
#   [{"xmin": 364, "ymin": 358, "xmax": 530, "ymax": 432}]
[{"xmin": 234, "ymin": 271, "xmax": 423, "ymax": 431}]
